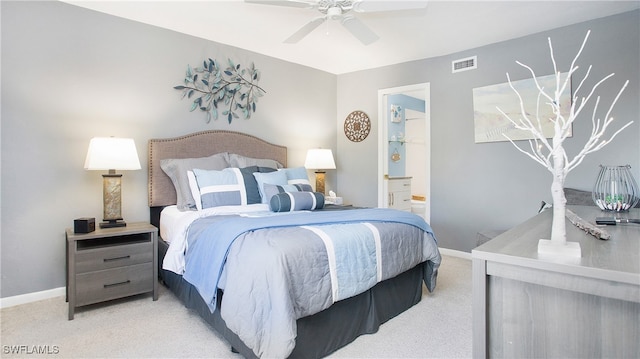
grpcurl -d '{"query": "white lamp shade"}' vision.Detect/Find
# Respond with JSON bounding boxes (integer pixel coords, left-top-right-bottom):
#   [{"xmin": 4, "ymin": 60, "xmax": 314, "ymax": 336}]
[
  {"xmin": 304, "ymin": 149, "xmax": 336, "ymax": 170},
  {"xmin": 84, "ymin": 137, "xmax": 141, "ymax": 170}
]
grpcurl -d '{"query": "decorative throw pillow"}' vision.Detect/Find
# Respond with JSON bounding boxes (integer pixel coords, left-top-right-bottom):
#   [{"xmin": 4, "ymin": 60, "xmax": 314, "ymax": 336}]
[
  {"xmin": 253, "ymin": 170, "xmax": 288, "ymax": 204},
  {"xmin": 160, "ymin": 152, "xmax": 230, "ymax": 211},
  {"xmin": 270, "ymin": 191, "xmax": 325, "ymax": 212},
  {"xmin": 259, "ymin": 166, "xmax": 278, "ymax": 173},
  {"xmin": 192, "ymin": 168, "xmax": 248, "ymax": 209},
  {"xmin": 262, "ymin": 183, "xmax": 313, "ymax": 204},
  {"xmin": 281, "ymin": 166, "xmax": 311, "ymax": 186},
  {"xmin": 238, "ymin": 166, "xmax": 262, "ymax": 204}
]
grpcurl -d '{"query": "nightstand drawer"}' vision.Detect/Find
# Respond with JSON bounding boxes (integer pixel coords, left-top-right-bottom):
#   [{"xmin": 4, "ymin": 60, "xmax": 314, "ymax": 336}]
[
  {"xmin": 75, "ymin": 240, "xmax": 153, "ymax": 273},
  {"xmin": 75, "ymin": 262, "xmax": 153, "ymax": 306}
]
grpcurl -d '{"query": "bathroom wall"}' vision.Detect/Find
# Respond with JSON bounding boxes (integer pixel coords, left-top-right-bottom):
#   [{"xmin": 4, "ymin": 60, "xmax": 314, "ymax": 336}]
[{"xmin": 387, "ymin": 94, "xmax": 426, "ymax": 178}]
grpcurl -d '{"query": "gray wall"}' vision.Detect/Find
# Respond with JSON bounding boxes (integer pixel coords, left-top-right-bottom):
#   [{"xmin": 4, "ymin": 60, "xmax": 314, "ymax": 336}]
[
  {"xmin": 1, "ymin": 1, "xmax": 638, "ymax": 299},
  {"xmin": 1, "ymin": 1, "xmax": 336, "ymax": 298},
  {"xmin": 337, "ymin": 10, "xmax": 640, "ymax": 252}
]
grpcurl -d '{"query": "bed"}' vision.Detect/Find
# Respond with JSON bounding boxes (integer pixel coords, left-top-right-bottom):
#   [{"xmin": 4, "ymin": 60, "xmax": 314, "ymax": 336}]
[{"xmin": 148, "ymin": 130, "xmax": 441, "ymax": 358}]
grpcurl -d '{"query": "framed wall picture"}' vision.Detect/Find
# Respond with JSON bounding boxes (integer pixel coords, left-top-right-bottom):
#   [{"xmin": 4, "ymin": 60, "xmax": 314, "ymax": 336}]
[
  {"xmin": 472, "ymin": 73, "xmax": 572, "ymax": 143},
  {"xmin": 390, "ymin": 104, "xmax": 403, "ymax": 123}
]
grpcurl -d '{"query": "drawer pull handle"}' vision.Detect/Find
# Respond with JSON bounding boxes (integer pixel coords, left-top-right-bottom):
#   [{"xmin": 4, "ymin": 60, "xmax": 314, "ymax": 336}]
[
  {"xmin": 104, "ymin": 255, "xmax": 130, "ymax": 262},
  {"xmin": 104, "ymin": 280, "xmax": 131, "ymax": 288}
]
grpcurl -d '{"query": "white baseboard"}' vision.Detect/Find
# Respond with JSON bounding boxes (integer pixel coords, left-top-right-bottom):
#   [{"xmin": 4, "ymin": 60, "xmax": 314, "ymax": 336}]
[
  {"xmin": 439, "ymin": 247, "xmax": 471, "ymax": 260},
  {"xmin": 0, "ymin": 287, "xmax": 65, "ymax": 309}
]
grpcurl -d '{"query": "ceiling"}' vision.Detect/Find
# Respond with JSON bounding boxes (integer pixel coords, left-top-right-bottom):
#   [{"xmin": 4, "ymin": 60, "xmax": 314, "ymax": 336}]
[{"xmin": 61, "ymin": 0, "xmax": 640, "ymax": 74}]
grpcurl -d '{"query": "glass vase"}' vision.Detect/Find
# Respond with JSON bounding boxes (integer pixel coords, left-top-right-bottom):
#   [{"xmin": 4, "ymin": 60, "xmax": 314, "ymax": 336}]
[{"xmin": 592, "ymin": 165, "xmax": 640, "ymax": 212}]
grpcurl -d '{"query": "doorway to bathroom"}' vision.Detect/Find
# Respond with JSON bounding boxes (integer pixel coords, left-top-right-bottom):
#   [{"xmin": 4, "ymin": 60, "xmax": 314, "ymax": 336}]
[{"xmin": 377, "ymin": 83, "xmax": 431, "ymax": 222}]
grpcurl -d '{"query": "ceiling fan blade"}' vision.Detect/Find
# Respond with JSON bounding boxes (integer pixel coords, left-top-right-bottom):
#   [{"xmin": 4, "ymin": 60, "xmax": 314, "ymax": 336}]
[
  {"xmin": 352, "ymin": 0, "xmax": 428, "ymax": 13},
  {"xmin": 284, "ymin": 16, "xmax": 326, "ymax": 43},
  {"xmin": 244, "ymin": 0, "xmax": 315, "ymax": 9},
  {"xmin": 341, "ymin": 15, "xmax": 379, "ymax": 45}
]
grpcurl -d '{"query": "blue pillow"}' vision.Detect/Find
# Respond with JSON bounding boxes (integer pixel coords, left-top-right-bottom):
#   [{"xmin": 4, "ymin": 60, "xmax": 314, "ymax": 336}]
[
  {"xmin": 258, "ymin": 166, "xmax": 277, "ymax": 173},
  {"xmin": 238, "ymin": 166, "xmax": 261, "ymax": 204},
  {"xmin": 270, "ymin": 191, "xmax": 325, "ymax": 212},
  {"xmin": 281, "ymin": 167, "xmax": 311, "ymax": 185},
  {"xmin": 262, "ymin": 183, "xmax": 313, "ymax": 204},
  {"xmin": 193, "ymin": 168, "xmax": 248, "ymax": 208},
  {"xmin": 253, "ymin": 170, "xmax": 288, "ymax": 204}
]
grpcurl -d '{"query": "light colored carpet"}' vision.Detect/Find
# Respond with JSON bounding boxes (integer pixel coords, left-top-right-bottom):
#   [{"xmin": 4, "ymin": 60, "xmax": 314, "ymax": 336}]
[{"xmin": 0, "ymin": 255, "xmax": 471, "ymax": 358}]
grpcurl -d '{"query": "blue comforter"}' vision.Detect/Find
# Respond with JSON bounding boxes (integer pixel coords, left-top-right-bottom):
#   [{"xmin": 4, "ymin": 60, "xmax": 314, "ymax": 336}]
[{"xmin": 183, "ymin": 207, "xmax": 440, "ymax": 358}]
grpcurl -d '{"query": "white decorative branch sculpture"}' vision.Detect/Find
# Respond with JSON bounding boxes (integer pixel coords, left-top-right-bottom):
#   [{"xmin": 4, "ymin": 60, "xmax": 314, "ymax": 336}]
[{"xmin": 498, "ymin": 30, "xmax": 632, "ymax": 257}]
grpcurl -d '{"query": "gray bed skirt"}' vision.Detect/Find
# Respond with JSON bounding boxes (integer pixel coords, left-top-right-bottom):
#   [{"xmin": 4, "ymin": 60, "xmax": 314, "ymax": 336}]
[{"xmin": 157, "ymin": 237, "xmax": 424, "ymax": 358}]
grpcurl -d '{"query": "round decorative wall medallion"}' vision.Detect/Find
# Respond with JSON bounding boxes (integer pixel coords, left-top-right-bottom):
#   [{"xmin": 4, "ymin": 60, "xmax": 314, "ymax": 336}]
[{"xmin": 344, "ymin": 110, "xmax": 371, "ymax": 142}]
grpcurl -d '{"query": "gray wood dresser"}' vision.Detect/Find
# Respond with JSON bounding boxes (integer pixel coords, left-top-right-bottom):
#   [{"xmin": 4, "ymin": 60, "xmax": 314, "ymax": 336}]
[
  {"xmin": 472, "ymin": 205, "xmax": 639, "ymax": 358},
  {"xmin": 66, "ymin": 222, "xmax": 158, "ymax": 320}
]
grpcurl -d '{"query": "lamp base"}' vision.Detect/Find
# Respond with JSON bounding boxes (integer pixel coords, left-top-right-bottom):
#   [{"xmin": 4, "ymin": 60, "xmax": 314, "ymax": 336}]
[
  {"xmin": 315, "ymin": 171, "xmax": 326, "ymax": 195},
  {"xmin": 99, "ymin": 220, "xmax": 127, "ymax": 229}
]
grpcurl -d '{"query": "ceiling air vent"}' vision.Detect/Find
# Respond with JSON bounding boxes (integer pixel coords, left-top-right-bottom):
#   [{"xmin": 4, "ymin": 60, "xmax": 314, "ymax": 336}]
[{"xmin": 452, "ymin": 56, "xmax": 477, "ymax": 73}]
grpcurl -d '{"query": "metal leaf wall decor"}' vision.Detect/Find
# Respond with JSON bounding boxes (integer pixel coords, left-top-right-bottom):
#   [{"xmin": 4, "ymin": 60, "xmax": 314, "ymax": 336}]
[{"xmin": 174, "ymin": 58, "xmax": 266, "ymax": 124}]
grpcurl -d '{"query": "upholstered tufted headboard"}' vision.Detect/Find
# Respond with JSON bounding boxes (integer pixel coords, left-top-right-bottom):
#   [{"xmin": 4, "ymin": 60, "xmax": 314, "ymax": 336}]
[{"xmin": 148, "ymin": 130, "xmax": 287, "ymax": 209}]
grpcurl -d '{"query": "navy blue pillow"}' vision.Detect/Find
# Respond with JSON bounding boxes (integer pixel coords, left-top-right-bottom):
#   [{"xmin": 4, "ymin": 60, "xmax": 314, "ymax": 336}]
[
  {"xmin": 238, "ymin": 166, "xmax": 279, "ymax": 204},
  {"xmin": 263, "ymin": 183, "xmax": 313, "ymax": 205},
  {"xmin": 238, "ymin": 166, "xmax": 262, "ymax": 204},
  {"xmin": 258, "ymin": 166, "xmax": 277, "ymax": 173},
  {"xmin": 270, "ymin": 191, "xmax": 325, "ymax": 212}
]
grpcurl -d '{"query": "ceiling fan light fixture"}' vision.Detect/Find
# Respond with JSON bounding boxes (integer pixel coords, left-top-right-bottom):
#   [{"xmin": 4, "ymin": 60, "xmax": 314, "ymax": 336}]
[
  {"xmin": 327, "ymin": 6, "xmax": 342, "ymax": 20},
  {"xmin": 252, "ymin": 0, "xmax": 421, "ymax": 45}
]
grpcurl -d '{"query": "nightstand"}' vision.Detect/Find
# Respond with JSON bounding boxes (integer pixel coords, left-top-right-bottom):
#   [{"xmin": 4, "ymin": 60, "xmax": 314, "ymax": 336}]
[{"xmin": 66, "ymin": 222, "xmax": 158, "ymax": 320}]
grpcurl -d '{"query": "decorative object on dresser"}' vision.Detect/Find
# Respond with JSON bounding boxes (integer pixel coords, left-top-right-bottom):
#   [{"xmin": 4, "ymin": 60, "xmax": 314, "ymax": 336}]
[
  {"xmin": 174, "ymin": 58, "xmax": 265, "ymax": 124},
  {"xmin": 304, "ymin": 148, "xmax": 336, "ymax": 195},
  {"xmin": 84, "ymin": 137, "xmax": 141, "ymax": 228},
  {"xmin": 592, "ymin": 164, "xmax": 639, "ymax": 211},
  {"xmin": 66, "ymin": 222, "xmax": 158, "ymax": 320},
  {"xmin": 496, "ymin": 30, "xmax": 633, "ymax": 258},
  {"xmin": 344, "ymin": 110, "xmax": 371, "ymax": 142}
]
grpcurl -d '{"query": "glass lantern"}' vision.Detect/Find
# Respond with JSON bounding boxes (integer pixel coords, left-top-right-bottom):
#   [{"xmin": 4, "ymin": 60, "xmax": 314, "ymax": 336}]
[{"xmin": 592, "ymin": 165, "xmax": 640, "ymax": 212}]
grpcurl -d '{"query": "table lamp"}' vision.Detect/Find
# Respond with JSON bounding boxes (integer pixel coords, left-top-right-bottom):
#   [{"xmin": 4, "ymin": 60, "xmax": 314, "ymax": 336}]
[
  {"xmin": 84, "ymin": 137, "xmax": 141, "ymax": 228},
  {"xmin": 304, "ymin": 148, "xmax": 336, "ymax": 195}
]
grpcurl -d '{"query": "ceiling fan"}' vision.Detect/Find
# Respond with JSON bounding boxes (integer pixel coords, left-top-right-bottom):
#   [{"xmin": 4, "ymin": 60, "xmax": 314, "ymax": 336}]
[{"xmin": 245, "ymin": 1, "xmax": 428, "ymax": 45}]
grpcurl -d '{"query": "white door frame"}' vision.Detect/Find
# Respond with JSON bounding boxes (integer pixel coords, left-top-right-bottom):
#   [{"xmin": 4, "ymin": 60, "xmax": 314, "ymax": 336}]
[{"xmin": 377, "ymin": 83, "xmax": 431, "ymax": 222}]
